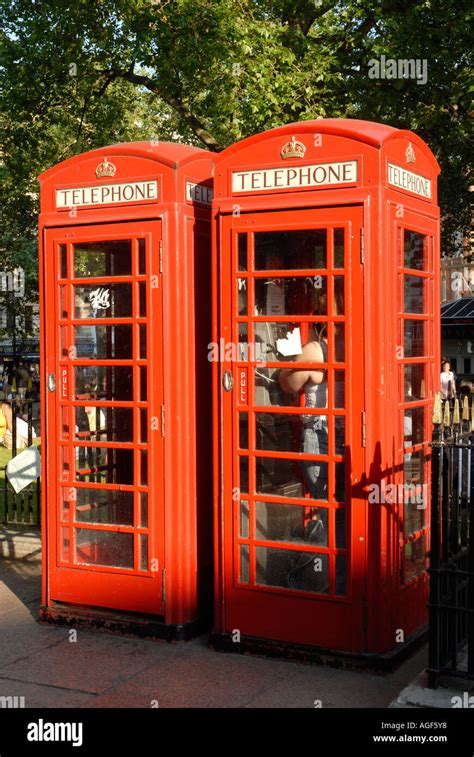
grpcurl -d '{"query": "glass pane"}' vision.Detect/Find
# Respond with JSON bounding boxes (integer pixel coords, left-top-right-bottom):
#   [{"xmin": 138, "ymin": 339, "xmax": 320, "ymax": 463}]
[
  {"xmin": 140, "ymin": 492, "xmax": 148, "ymax": 527},
  {"xmin": 75, "ymin": 447, "xmax": 134, "ymax": 485},
  {"xmin": 240, "ymin": 456, "xmax": 249, "ymax": 493},
  {"xmin": 140, "ymin": 534, "xmax": 148, "ymax": 571},
  {"xmin": 139, "ymin": 282, "xmax": 146, "ymax": 317},
  {"xmin": 334, "ymin": 416, "xmax": 345, "ymax": 456},
  {"xmin": 60, "ymin": 244, "xmax": 67, "ymax": 278},
  {"xmin": 238, "ymin": 234, "xmax": 247, "ymax": 271},
  {"xmin": 75, "ymin": 528, "xmax": 134, "ymax": 568},
  {"xmin": 254, "ymin": 276, "xmax": 327, "ymax": 316},
  {"xmin": 139, "ymin": 366, "xmax": 147, "ymax": 401},
  {"xmin": 255, "ymin": 230, "xmax": 327, "ymax": 270},
  {"xmin": 404, "ymin": 230, "xmax": 426, "ymax": 271},
  {"xmin": 239, "ymin": 544, "xmax": 249, "ymax": 584},
  {"xmin": 75, "ymin": 365, "xmax": 133, "ymax": 401},
  {"xmin": 238, "ymin": 278, "xmax": 247, "ymax": 315},
  {"xmin": 404, "ymin": 407, "xmax": 425, "ymax": 447},
  {"xmin": 404, "ymin": 535, "xmax": 427, "ymax": 581},
  {"xmin": 72, "ymin": 324, "xmax": 133, "ymax": 359},
  {"xmin": 253, "ymin": 321, "xmax": 330, "ymax": 362},
  {"xmin": 138, "ymin": 239, "xmax": 146, "ymax": 275},
  {"xmin": 256, "ymin": 456, "xmax": 303, "ymax": 498},
  {"xmin": 404, "ymin": 275, "xmax": 425, "ymax": 314},
  {"xmin": 404, "ymin": 489, "xmax": 427, "ymax": 536},
  {"xmin": 256, "ymin": 412, "xmax": 301, "ymax": 453},
  {"xmin": 333, "ymin": 276, "xmax": 344, "ymax": 315},
  {"xmin": 335, "ymin": 508, "xmax": 346, "ymax": 548},
  {"xmin": 73, "ymin": 240, "xmax": 132, "ymax": 278},
  {"xmin": 239, "ymin": 413, "xmax": 248, "ymax": 449},
  {"xmin": 240, "ymin": 500, "xmax": 249, "ymax": 538},
  {"xmin": 335, "ymin": 461, "xmax": 345, "ymax": 502},
  {"xmin": 256, "ymin": 546, "xmax": 329, "ymax": 594},
  {"xmin": 333, "ymin": 228, "xmax": 345, "ymax": 268},
  {"xmin": 139, "ymin": 325, "xmax": 146, "ymax": 358},
  {"xmin": 334, "ymin": 324, "xmax": 345, "ymax": 362},
  {"xmin": 334, "ymin": 371, "xmax": 345, "ymax": 409},
  {"xmin": 140, "ymin": 409, "xmax": 147, "ymax": 443},
  {"xmin": 301, "ymin": 425, "xmax": 328, "ymax": 501},
  {"xmin": 255, "ymin": 368, "xmax": 300, "ymax": 407},
  {"xmin": 404, "ymin": 320, "xmax": 425, "ymax": 358},
  {"xmin": 256, "ymin": 502, "xmax": 328, "ymax": 547},
  {"xmin": 75, "ymin": 283, "xmax": 132, "ymax": 318},
  {"xmin": 404, "ymin": 364, "xmax": 425, "ymax": 401},
  {"xmin": 61, "ymin": 527, "xmax": 70, "ymax": 561},
  {"xmin": 335, "ymin": 555, "xmax": 347, "ymax": 595},
  {"xmin": 404, "ymin": 451, "xmax": 425, "ymax": 486},
  {"xmin": 75, "ymin": 488, "xmax": 134, "ymax": 525},
  {"xmin": 72, "ymin": 406, "xmax": 134, "ymax": 443},
  {"xmin": 140, "ymin": 451, "xmax": 148, "ymax": 486}
]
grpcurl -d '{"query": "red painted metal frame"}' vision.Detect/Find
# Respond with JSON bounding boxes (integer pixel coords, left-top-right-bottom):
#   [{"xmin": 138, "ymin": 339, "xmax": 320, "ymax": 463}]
[
  {"xmin": 39, "ymin": 142, "xmax": 214, "ymax": 626},
  {"xmin": 212, "ymin": 119, "xmax": 440, "ymax": 655}
]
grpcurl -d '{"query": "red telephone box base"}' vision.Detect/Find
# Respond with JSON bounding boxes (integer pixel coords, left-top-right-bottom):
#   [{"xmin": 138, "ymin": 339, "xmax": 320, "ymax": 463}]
[
  {"xmin": 209, "ymin": 628, "xmax": 428, "ymax": 672},
  {"xmin": 39, "ymin": 603, "xmax": 211, "ymax": 642}
]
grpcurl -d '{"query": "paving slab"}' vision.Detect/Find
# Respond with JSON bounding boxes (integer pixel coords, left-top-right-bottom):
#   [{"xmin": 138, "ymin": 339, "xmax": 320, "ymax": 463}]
[{"xmin": 0, "ymin": 678, "xmax": 96, "ymax": 708}]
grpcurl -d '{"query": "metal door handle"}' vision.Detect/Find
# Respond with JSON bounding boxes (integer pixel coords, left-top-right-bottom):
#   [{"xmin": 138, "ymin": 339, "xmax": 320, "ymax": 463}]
[
  {"xmin": 222, "ymin": 371, "xmax": 233, "ymax": 392},
  {"xmin": 48, "ymin": 373, "xmax": 56, "ymax": 392}
]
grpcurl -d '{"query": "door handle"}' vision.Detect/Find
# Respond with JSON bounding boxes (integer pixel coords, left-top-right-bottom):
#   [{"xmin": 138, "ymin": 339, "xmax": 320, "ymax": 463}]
[
  {"xmin": 222, "ymin": 371, "xmax": 233, "ymax": 392},
  {"xmin": 48, "ymin": 373, "xmax": 56, "ymax": 392}
]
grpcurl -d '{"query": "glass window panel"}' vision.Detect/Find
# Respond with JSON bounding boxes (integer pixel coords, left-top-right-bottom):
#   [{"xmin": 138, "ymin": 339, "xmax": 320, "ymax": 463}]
[
  {"xmin": 334, "ymin": 371, "xmax": 345, "ymax": 409},
  {"xmin": 72, "ymin": 406, "xmax": 134, "ymax": 443},
  {"xmin": 254, "ymin": 276, "xmax": 327, "ymax": 316},
  {"xmin": 404, "ymin": 320, "xmax": 425, "ymax": 358},
  {"xmin": 334, "ymin": 416, "xmax": 345, "ymax": 456},
  {"xmin": 60, "ymin": 244, "xmax": 68, "ymax": 278},
  {"xmin": 75, "ymin": 489, "xmax": 134, "ymax": 526},
  {"xmin": 240, "ymin": 456, "xmax": 249, "ymax": 493},
  {"xmin": 140, "ymin": 534, "xmax": 148, "ymax": 571},
  {"xmin": 335, "ymin": 461, "xmax": 345, "ymax": 502},
  {"xmin": 73, "ymin": 240, "xmax": 132, "ymax": 278},
  {"xmin": 253, "ymin": 321, "xmax": 330, "ymax": 363},
  {"xmin": 239, "ymin": 413, "xmax": 248, "ymax": 449},
  {"xmin": 404, "ymin": 407, "xmax": 425, "ymax": 447},
  {"xmin": 333, "ymin": 276, "xmax": 344, "ymax": 315},
  {"xmin": 256, "ymin": 456, "xmax": 303, "ymax": 498},
  {"xmin": 335, "ymin": 508, "xmax": 346, "ymax": 548},
  {"xmin": 238, "ymin": 323, "xmax": 248, "ymax": 362},
  {"xmin": 254, "ymin": 367, "xmax": 299, "ymax": 407},
  {"xmin": 239, "ymin": 544, "xmax": 249, "ymax": 584},
  {"xmin": 404, "ymin": 275, "xmax": 425, "ymax": 314},
  {"xmin": 240, "ymin": 500, "xmax": 249, "ymax": 538},
  {"xmin": 404, "ymin": 488, "xmax": 427, "ymax": 537},
  {"xmin": 335, "ymin": 324, "xmax": 345, "ymax": 362},
  {"xmin": 404, "ymin": 230, "xmax": 426, "ymax": 271},
  {"xmin": 335, "ymin": 555, "xmax": 347, "ymax": 595},
  {"xmin": 140, "ymin": 492, "xmax": 148, "ymax": 527},
  {"xmin": 333, "ymin": 228, "xmax": 345, "ymax": 268},
  {"xmin": 139, "ymin": 324, "xmax": 146, "ymax": 359},
  {"xmin": 61, "ymin": 527, "xmax": 70, "ymax": 561},
  {"xmin": 256, "ymin": 502, "xmax": 328, "ymax": 547},
  {"xmin": 238, "ymin": 278, "xmax": 247, "ymax": 315},
  {"xmin": 138, "ymin": 239, "xmax": 146, "ymax": 275},
  {"xmin": 256, "ymin": 546, "xmax": 329, "ymax": 594},
  {"xmin": 140, "ymin": 408, "xmax": 147, "ymax": 443},
  {"xmin": 74, "ymin": 283, "xmax": 132, "ymax": 319},
  {"xmin": 404, "ymin": 534, "xmax": 427, "ymax": 582},
  {"xmin": 72, "ymin": 324, "xmax": 133, "ymax": 360},
  {"xmin": 139, "ymin": 282, "xmax": 146, "ymax": 317},
  {"xmin": 140, "ymin": 366, "xmax": 147, "ymax": 401},
  {"xmin": 74, "ymin": 365, "xmax": 133, "ymax": 402},
  {"xmin": 301, "ymin": 429, "xmax": 328, "ymax": 501},
  {"xmin": 238, "ymin": 234, "xmax": 247, "ymax": 271},
  {"xmin": 140, "ymin": 451, "xmax": 148, "ymax": 486},
  {"xmin": 75, "ymin": 447, "xmax": 134, "ymax": 485},
  {"xmin": 255, "ymin": 230, "xmax": 327, "ymax": 271},
  {"xmin": 404, "ymin": 364, "xmax": 425, "ymax": 402},
  {"xmin": 404, "ymin": 451, "xmax": 425, "ymax": 486},
  {"xmin": 60, "ymin": 285, "xmax": 69, "ymax": 318},
  {"xmin": 75, "ymin": 528, "xmax": 134, "ymax": 568},
  {"xmin": 256, "ymin": 412, "xmax": 301, "ymax": 453}
]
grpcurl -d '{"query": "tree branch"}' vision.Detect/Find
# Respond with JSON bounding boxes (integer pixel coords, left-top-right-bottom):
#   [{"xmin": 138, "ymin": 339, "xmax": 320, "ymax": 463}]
[{"xmin": 105, "ymin": 68, "xmax": 223, "ymax": 151}]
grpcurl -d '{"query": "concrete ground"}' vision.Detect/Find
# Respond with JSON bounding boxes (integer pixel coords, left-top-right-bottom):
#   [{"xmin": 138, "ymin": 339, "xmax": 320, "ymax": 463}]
[{"xmin": 0, "ymin": 559, "xmax": 430, "ymax": 709}]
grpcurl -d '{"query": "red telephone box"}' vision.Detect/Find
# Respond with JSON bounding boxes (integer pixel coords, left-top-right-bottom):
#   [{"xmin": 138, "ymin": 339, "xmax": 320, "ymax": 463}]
[
  {"xmin": 38, "ymin": 142, "xmax": 214, "ymax": 638},
  {"xmin": 211, "ymin": 119, "xmax": 440, "ymax": 659}
]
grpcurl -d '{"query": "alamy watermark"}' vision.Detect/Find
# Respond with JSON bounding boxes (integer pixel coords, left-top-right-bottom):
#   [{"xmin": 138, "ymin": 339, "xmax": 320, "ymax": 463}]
[
  {"xmin": 368, "ymin": 55, "xmax": 428, "ymax": 85},
  {"xmin": 0, "ymin": 267, "xmax": 25, "ymax": 298}
]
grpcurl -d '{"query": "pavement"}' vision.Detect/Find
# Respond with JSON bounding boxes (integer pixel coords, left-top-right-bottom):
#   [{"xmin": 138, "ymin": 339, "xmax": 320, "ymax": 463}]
[{"xmin": 0, "ymin": 558, "xmax": 435, "ymax": 709}]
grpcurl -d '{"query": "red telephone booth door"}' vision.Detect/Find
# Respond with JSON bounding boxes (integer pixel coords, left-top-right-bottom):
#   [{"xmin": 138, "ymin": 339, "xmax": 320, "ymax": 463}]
[
  {"xmin": 220, "ymin": 206, "xmax": 367, "ymax": 651},
  {"xmin": 44, "ymin": 221, "xmax": 164, "ymax": 615}
]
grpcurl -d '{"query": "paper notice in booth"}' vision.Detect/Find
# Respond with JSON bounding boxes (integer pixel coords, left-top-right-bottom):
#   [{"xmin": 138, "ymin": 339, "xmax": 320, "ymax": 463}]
[
  {"xmin": 6, "ymin": 445, "xmax": 41, "ymax": 494},
  {"xmin": 277, "ymin": 328, "xmax": 302, "ymax": 357}
]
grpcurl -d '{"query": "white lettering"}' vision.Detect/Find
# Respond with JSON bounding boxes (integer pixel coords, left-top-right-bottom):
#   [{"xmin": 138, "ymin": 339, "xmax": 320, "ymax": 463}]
[
  {"xmin": 55, "ymin": 180, "xmax": 159, "ymax": 209},
  {"xmin": 231, "ymin": 161, "xmax": 358, "ymax": 194},
  {"xmin": 387, "ymin": 163, "xmax": 431, "ymax": 199}
]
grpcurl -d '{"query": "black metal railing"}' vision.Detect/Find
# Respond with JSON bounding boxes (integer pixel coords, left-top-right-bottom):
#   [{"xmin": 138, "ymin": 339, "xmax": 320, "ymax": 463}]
[
  {"xmin": 0, "ymin": 399, "xmax": 41, "ymax": 527},
  {"xmin": 428, "ymin": 392, "xmax": 474, "ymax": 688}
]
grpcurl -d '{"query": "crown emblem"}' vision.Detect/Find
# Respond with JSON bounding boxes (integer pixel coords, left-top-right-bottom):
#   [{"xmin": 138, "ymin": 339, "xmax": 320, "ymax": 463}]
[
  {"xmin": 406, "ymin": 143, "xmax": 416, "ymax": 164},
  {"xmin": 95, "ymin": 157, "xmax": 117, "ymax": 178},
  {"xmin": 280, "ymin": 136, "xmax": 306, "ymax": 160}
]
